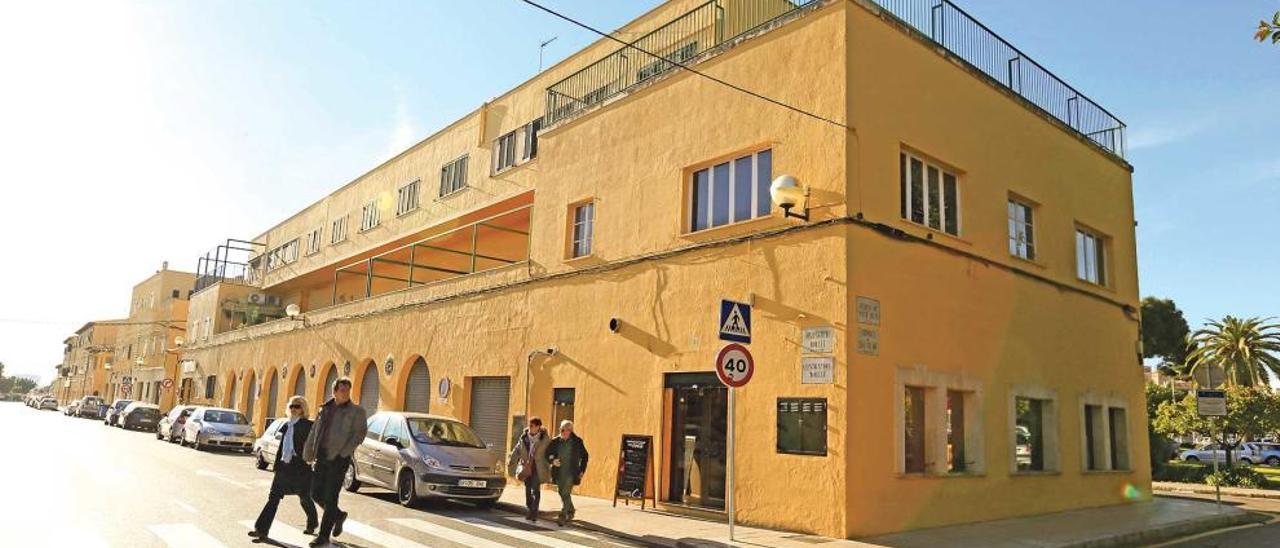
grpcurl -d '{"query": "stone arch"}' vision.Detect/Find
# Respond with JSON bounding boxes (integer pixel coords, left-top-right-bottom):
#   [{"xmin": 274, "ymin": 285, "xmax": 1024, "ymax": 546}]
[
  {"xmin": 223, "ymin": 370, "xmax": 238, "ymax": 409},
  {"xmin": 262, "ymin": 365, "xmax": 280, "ymax": 421},
  {"xmin": 287, "ymin": 363, "xmax": 306, "ymax": 402},
  {"xmin": 316, "ymin": 361, "xmax": 338, "ymax": 404},
  {"xmin": 243, "ymin": 368, "xmax": 258, "ymax": 428}
]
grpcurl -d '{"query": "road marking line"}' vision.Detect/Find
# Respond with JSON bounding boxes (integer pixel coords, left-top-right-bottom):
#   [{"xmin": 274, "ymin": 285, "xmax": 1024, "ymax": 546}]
[
  {"xmin": 195, "ymin": 469, "xmax": 251, "ymax": 489},
  {"xmin": 172, "ymin": 499, "xmax": 197, "ymax": 513},
  {"xmin": 238, "ymin": 520, "xmax": 311, "ymax": 547},
  {"xmin": 460, "ymin": 516, "xmax": 591, "ymax": 547},
  {"xmin": 148, "ymin": 523, "xmax": 226, "ymax": 548},
  {"xmin": 387, "ymin": 517, "xmax": 511, "ymax": 548},
  {"xmin": 341, "ymin": 519, "xmax": 430, "ymax": 548}
]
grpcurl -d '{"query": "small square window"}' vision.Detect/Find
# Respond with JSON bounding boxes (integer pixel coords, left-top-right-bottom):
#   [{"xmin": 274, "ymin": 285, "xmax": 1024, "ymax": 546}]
[{"xmin": 777, "ymin": 398, "xmax": 827, "ymax": 456}]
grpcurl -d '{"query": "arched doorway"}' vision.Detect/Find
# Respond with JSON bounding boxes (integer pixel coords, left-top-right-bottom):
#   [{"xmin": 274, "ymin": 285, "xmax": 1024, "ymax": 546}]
[
  {"xmin": 359, "ymin": 362, "xmax": 379, "ymax": 411},
  {"xmin": 404, "ymin": 357, "xmax": 431, "ymax": 413},
  {"xmin": 323, "ymin": 364, "xmax": 338, "ymax": 402},
  {"xmin": 265, "ymin": 372, "xmax": 279, "ymax": 420},
  {"xmin": 226, "ymin": 373, "xmax": 238, "ymax": 409},
  {"xmin": 292, "ymin": 366, "xmax": 306, "ymax": 399},
  {"xmin": 245, "ymin": 370, "xmax": 257, "ymax": 423}
]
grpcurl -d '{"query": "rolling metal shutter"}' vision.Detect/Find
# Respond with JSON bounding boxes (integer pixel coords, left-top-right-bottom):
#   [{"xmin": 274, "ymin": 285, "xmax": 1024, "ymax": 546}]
[
  {"xmin": 468, "ymin": 377, "xmax": 511, "ymax": 450},
  {"xmin": 360, "ymin": 365, "xmax": 379, "ymax": 412},
  {"xmin": 246, "ymin": 376, "xmax": 257, "ymax": 422},
  {"xmin": 266, "ymin": 375, "xmax": 279, "ymax": 420},
  {"xmin": 293, "ymin": 371, "xmax": 306, "ymax": 399},
  {"xmin": 404, "ymin": 358, "xmax": 431, "ymax": 413},
  {"xmin": 228, "ymin": 377, "xmax": 237, "ymax": 409},
  {"xmin": 324, "ymin": 367, "xmax": 337, "ymax": 401}
]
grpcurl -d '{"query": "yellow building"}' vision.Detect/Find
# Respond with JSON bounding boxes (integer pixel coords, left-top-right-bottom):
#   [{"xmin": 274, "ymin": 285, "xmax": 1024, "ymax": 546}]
[
  {"xmin": 57, "ymin": 321, "xmax": 123, "ymax": 404},
  {"xmin": 179, "ymin": 0, "xmax": 1145, "ymax": 537},
  {"xmin": 107, "ymin": 264, "xmax": 196, "ymax": 411}
]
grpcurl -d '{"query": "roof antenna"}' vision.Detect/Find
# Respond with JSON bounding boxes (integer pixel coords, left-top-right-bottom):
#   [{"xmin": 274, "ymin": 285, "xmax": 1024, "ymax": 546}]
[{"xmin": 539, "ymin": 36, "xmax": 558, "ymax": 72}]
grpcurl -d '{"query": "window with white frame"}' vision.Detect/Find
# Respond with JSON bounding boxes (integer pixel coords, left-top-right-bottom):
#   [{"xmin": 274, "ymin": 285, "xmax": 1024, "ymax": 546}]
[
  {"xmin": 520, "ymin": 119, "xmax": 541, "ymax": 162},
  {"xmin": 440, "ymin": 155, "xmax": 469, "ymax": 196},
  {"xmin": 360, "ymin": 199, "xmax": 381, "ymax": 232},
  {"xmin": 569, "ymin": 201, "xmax": 595, "ymax": 258},
  {"xmin": 495, "ymin": 132, "xmax": 518, "ymax": 172},
  {"xmin": 305, "ymin": 227, "xmax": 323, "ymax": 256},
  {"xmin": 1008, "ymin": 197, "xmax": 1035, "ymax": 260},
  {"xmin": 331, "ymin": 215, "xmax": 348, "ymax": 245},
  {"xmin": 1083, "ymin": 403, "xmax": 1130, "ymax": 472},
  {"xmin": 900, "ymin": 151, "xmax": 960, "ymax": 236},
  {"xmin": 266, "ymin": 239, "xmax": 299, "ymax": 271},
  {"xmin": 1075, "ymin": 227, "xmax": 1107, "ymax": 285},
  {"xmin": 689, "ymin": 148, "xmax": 772, "ymax": 232},
  {"xmin": 397, "ymin": 179, "xmax": 420, "ymax": 216}
]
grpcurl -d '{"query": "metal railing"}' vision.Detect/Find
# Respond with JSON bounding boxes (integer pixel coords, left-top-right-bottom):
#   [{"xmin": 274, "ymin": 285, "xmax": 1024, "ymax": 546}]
[
  {"xmin": 871, "ymin": 0, "xmax": 1126, "ymax": 157},
  {"xmin": 545, "ymin": 0, "xmax": 811, "ymax": 126},
  {"xmin": 193, "ymin": 239, "xmax": 264, "ymax": 293}
]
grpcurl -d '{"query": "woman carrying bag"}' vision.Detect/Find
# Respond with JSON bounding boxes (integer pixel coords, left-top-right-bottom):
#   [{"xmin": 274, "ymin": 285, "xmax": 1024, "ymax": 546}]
[{"xmin": 507, "ymin": 417, "xmax": 552, "ymax": 522}]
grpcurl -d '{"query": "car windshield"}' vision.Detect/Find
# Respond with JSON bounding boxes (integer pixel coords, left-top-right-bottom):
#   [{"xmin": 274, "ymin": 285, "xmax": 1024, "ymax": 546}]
[
  {"xmin": 115, "ymin": 401, "xmax": 133, "ymax": 409},
  {"xmin": 136, "ymin": 408, "xmax": 160, "ymax": 417},
  {"xmin": 205, "ymin": 410, "xmax": 247, "ymax": 424},
  {"xmin": 407, "ymin": 418, "xmax": 487, "ymax": 448}
]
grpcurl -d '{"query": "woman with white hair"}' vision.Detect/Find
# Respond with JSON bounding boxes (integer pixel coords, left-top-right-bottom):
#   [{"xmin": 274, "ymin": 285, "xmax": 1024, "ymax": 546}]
[
  {"xmin": 545, "ymin": 419, "xmax": 589, "ymax": 526},
  {"xmin": 249, "ymin": 395, "xmax": 318, "ymax": 541}
]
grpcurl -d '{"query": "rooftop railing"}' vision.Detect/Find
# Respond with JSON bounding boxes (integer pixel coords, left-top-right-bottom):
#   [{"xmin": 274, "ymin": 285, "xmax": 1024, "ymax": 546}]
[{"xmin": 870, "ymin": 0, "xmax": 1126, "ymax": 157}]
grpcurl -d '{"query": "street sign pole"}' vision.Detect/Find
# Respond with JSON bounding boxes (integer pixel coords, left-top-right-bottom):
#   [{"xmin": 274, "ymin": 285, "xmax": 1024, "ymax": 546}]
[
  {"xmin": 1213, "ymin": 442, "xmax": 1220, "ymax": 512},
  {"xmin": 728, "ymin": 385, "xmax": 736, "ymax": 542}
]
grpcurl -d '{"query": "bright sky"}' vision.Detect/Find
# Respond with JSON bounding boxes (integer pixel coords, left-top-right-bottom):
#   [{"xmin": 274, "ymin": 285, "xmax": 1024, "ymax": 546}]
[{"xmin": 1, "ymin": 1, "xmax": 1276, "ymax": 384}]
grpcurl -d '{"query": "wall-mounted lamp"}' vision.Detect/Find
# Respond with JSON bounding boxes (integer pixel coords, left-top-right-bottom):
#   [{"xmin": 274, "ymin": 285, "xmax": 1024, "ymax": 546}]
[
  {"xmin": 770, "ymin": 174, "xmax": 810, "ymax": 222},
  {"xmin": 286, "ymin": 303, "xmax": 310, "ymax": 327}
]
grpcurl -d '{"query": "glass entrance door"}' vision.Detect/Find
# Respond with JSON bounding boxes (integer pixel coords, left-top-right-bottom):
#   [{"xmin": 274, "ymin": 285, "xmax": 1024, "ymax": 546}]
[{"xmin": 665, "ymin": 373, "xmax": 727, "ymax": 510}]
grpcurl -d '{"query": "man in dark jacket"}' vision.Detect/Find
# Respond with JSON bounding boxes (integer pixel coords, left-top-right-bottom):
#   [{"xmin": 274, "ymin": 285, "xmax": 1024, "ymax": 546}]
[
  {"xmin": 546, "ymin": 420, "xmax": 588, "ymax": 526},
  {"xmin": 302, "ymin": 377, "xmax": 368, "ymax": 547},
  {"xmin": 250, "ymin": 396, "xmax": 318, "ymax": 541}
]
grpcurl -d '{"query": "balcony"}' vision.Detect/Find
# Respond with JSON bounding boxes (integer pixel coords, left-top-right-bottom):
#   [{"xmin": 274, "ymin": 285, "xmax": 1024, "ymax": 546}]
[
  {"xmin": 193, "ymin": 239, "xmax": 265, "ymax": 294},
  {"xmin": 331, "ymin": 205, "xmax": 531, "ymax": 304}
]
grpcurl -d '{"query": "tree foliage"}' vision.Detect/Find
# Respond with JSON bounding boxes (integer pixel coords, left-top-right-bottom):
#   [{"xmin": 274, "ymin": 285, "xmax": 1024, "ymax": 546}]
[
  {"xmin": 1152, "ymin": 386, "xmax": 1280, "ymax": 465},
  {"xmin": 1257, "ymin": 12, "xmax": 1280, "ymax": 44},
  {"xmin": 1186, "ymin": 316, "xmax": 1280, "ymax": 387},
  {"xmin": 1142, "ymin": 297, "xmax": 1191, "ymax": 370}
]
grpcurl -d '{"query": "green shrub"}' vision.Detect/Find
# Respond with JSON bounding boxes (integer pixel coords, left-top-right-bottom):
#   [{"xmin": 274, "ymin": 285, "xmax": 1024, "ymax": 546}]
[
  {"xmin": 1206, "ymin": 465, "xmax": 1269, "ymax": 489},
  {"xmin": 1153, "ymin": 462, "xmax": 1210, "ymax": 483}
]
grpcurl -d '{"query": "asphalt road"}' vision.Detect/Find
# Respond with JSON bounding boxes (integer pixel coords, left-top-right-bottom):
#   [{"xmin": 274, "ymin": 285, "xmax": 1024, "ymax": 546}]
[
  {"xmin": 1157, "ymin": 492, "xmax": 1280, "ymax": 547},
  {"xmin": 0, "ymin": 403, "xmax": 643, "ymax": 548}
]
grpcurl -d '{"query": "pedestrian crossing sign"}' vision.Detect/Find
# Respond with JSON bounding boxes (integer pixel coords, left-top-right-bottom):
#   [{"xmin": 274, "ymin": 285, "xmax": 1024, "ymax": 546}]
[{"xmin": 719, "ymin": 300, "xmax": 751, "ymax": 344}]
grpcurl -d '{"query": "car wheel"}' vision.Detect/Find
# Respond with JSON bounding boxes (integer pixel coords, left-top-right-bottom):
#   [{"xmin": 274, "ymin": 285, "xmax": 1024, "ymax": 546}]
[
  {"xmin": 343, "ymin": 462, "xmax": 362, "ymax": 492},
  {"xmin": 1268, "ymin": 457, "xmax": 1280, "ymax": 467},
  {"xmin": 1243, "ymin": 458, "xmax": 1254, "ymax": 465},
  {"xmin": 192, "ymin": 436, "xmax": 203, "ymax": 451},
  {"xmin": 1185, "ymin": 456, "xmax": 1200, "ymax": 462},
  {"xmin": 177, "ymin": 433, "xmax": 186, "ymax": 447},
  {"xmin": 255, "ymin": 451, "xmax": 268, "ymax": 470},
  {"xmin": 397, "ymin": 470, "xmax": 419, "ymax": 507},
  {"xmin": 155, "ymin": 429, "xmax": 163, "ymax": 440}
]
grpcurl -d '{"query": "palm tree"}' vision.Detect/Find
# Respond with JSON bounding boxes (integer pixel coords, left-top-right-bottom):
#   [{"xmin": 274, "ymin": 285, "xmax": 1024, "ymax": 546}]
[{"xmin": 1185, "ymin": 316, "xmax": 1280, "ymax": 388}]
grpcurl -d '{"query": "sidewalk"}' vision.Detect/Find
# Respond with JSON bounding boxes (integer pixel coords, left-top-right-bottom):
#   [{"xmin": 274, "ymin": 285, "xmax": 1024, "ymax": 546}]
[
  {"xmin": 1154, "ymin": 480, "xmax": 1280, "ymax": 500},
  {"xmin": 496, "ymin": 486, "xmax": 1254, "ymax": 548}
]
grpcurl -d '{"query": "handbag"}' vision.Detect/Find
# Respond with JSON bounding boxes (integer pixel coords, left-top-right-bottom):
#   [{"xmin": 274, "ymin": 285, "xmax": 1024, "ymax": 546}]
[{"xmin": 516, "ymin": 461, "xmax": 533, "ymax": 481}]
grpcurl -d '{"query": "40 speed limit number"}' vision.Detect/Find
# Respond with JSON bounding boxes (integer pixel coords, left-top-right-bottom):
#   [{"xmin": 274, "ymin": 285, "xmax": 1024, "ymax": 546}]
[{"xmin": 715, "ymin": 343, "xmax": 754, "ymax": 388}]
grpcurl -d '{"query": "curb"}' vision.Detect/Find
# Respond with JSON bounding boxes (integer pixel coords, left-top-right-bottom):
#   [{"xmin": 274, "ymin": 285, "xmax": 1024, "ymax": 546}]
[
  {"xmin": 1056, "ymin": 510, "xmax": 1259, "ymax": 548},
  {"xmin": 494, "ymin": 501, "xmax": 671, "ymax": 547},
  {"xmin": 1154, "ymin": 483, "xmax": 1280, "ymax": 500}
]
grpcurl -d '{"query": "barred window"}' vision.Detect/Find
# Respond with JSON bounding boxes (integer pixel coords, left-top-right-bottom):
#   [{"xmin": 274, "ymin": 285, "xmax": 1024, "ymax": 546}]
[
  {"xmin": 305, "ymin": 227, "xmax": 323, "ymax": 256},
  {"xmin": 440, "ymin": 155, "xmax": 469, "ymax": 197},
  {"xmin": 397, "ymin": 180, "xmax": 420, "ymax": 216},
  {"xmin": 331, "ymin": 216, "xmax": 348, "ymax": 245},
  {"xmin": 360, "ymin": 199, "xmax": 380, "ymax": 232}
]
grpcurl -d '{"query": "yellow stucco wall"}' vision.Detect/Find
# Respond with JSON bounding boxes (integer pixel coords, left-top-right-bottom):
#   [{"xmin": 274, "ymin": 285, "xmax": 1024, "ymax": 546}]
[{"xmin": 176, "ymin": 0, "xmax": 1144, "ymax": 540}]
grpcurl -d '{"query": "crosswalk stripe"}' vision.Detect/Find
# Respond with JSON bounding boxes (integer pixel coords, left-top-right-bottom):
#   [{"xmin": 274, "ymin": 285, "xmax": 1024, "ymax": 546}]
[
  {"xmin": 387, "ymin": 517, "xmax": 512, "ymax": 548},
  {"xmin": 238, "ymin": 519, "xmax": 311, "ymax": 547},
  {"xmin": 340, "ymin": 519, "xmax": 429, "ymax": 548},
  {"xmin": 148, "ymin": 523, "xmax": 226, "ymax": 548},
  {"xmin": 459, "ymin": 516, "xmax": 590, "ymax": 548}
]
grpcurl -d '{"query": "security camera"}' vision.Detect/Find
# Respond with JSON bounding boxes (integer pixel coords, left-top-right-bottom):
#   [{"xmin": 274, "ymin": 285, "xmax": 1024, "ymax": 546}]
[{"xmin": 608, "ymin": 318, "xmax": 622, "ymax": 333}]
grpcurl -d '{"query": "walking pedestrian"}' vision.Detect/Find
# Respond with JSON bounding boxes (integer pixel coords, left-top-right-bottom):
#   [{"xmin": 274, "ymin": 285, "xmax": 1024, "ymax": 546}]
[
  {"xmin": 248, "ymin": 396, "xmax": 318, "ymax": 542},
  {"xmin": 507, "ymin": 417, "xmax": 552, "ymax": 522},
  {"xmin": 546, "ymin": 419, "xmax": 589, "ymax": 526},
  {"xmin": 302, "ymin": 377, "xmax": 367, "ymax": 547}
]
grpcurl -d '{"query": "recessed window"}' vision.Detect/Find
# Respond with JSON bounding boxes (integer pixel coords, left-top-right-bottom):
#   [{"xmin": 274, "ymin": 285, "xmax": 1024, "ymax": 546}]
[
  {"xmin": 204, "ymin": 376, "xmax": 216, "ymax": 399},
  {"xmin": 947, "ymin": 390, "xmax": 968, "ymax": 473},
  {"xmin": 440, "ymin": 155, "xmax": 469, "ymax": 197},
  {"xmin": 777, "ymin": 398, "xmax": 827, "ymax": 456},
  {"xmin": 689, "ymin": 148, "xmax": 772, "ymax": 232},
  {"xmin": 495, "ymin": 120, "xmax": 541, "ymax": 174},
  {"xmin": 266, "ymin": 239, "xmax": 299, "ymax": 271},
  {"xmin": 396, "ymin": 180, "xmax": 420, "ymax": 216},
  {"xmin": 1084, "ymin": 403, "xmax": 1130, "ymax": 471},
  {"xmin": 553, "ymin": 387, "xmax": 575, "ymax": 428},
  {"xmin": 495, "ymin": 132, "xmax": 518, "ymax": 172},
  {"xmin": 360, "ymin": 199, "xmax": 381, "ymax": 232},
  {"xmin": 305, "ymin": 227, "xmax": 323, "ymax": 256},
  {"xmin": 904, "ymin": 386, "xmax": 926, "ymax": 473},
  {"xmin": 1015, "ymin": 396, "xmax": 1058, "ymax": 472},
  {"xmin": 900, "ymin": 152, "xmax": 960, "ymax": 236},
  {"xmin": 569, "ymin": 201, "xmax": 595, "ymax": 258},
  {"xmin": 331, "ymin": 216, "xmax": 348, "ymax": 245},
  {"xmin": 521, "ymin": 119, "xmax": 541, "ymax": 162},
  {"xmin": 1075, "ymin": 228, "xmax": 1107, "ymax": 285},
  {"xmin": 1008, "ymin": 198, "xmax": 1035, "ymax": 260}
]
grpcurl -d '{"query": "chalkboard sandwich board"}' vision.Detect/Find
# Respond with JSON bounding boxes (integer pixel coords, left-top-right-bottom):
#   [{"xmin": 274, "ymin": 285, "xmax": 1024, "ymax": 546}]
[{"xmin": 614, "ymin": 434, "xmax": 656, "ymax": 509}]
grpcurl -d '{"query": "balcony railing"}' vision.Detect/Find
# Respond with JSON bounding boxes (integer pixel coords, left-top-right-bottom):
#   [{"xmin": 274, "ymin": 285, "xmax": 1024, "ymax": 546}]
[
  {"xmin": 870, "ymin": 0, "xmax": 1126, "ymax": 157},
  {"xmin": 545, "ymin": 0, "xmax": 813, "ymax": 126},
  {"xmin": 194, "ymin": 239, "xmax": 264, "ymax": 293}
]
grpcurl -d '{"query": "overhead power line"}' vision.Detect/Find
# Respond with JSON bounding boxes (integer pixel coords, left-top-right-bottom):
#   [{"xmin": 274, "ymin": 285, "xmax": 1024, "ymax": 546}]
[{"xmin": 518, "ymin": 0, "xmax": 850, "ymax": 131}]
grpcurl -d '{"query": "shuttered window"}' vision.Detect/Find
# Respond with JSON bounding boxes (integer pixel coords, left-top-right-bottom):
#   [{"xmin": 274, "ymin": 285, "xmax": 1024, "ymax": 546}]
[
  {"xmin": 404, "ymin": 358, "xmax": 431, "ymax": 414},
  {"xmin": 359, "ymin": 365, "xmax": 380, "ymax": 412},
  {"xmin": 468, "ymin": 377, "xmax": 511, "ymax": 450}
]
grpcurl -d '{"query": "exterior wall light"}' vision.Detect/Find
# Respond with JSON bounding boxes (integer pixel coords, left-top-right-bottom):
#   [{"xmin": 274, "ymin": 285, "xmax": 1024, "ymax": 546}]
[
  {"xmin": 285, "ymin": 303, "xmax": 301, "ymax": 318},
  {"xmin": 770, "ymin": 174, "xmax": 810, "ymax": 222},
  {"xmin": 173, "ymin": 336, "xmax": 184, "ymax": 348}
]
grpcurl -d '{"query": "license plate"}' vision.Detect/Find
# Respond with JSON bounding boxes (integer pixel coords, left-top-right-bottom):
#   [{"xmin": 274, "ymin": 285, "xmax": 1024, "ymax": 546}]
[{"xmin": 458, "ymin": 479, "xmax": 487, "ymax": 488}]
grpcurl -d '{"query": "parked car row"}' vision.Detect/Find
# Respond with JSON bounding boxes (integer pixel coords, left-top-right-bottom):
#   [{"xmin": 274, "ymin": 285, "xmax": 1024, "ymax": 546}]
[
  {"xmin": 1179, "ymin": 441, "xmax": 1280, "ymax": 466},
  {"xmin": 154, "ymin": 405, "xmax": 256, "ymax": 452},
  {"xmin": 23, "ymin": 394, "xmax": 59, "ymax": 410},
  {"xmin": 59, "ymin": 395, "xmax": 105, "ymax": 418}
]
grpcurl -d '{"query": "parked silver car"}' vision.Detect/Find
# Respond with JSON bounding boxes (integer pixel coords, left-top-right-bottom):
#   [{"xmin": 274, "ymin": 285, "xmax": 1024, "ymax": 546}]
[
  {"xmin": 181, "ymin": 407, "xmax": 254, "ymax": 452},
  {"xmin": 39, "ymin": 397, "xmax": 59, "ymax": 411},
  {"xmin": 345, "ymin": 412, "xmax": 505, "ymax": 508},
  {"xmin": 253, "ymin": 417, "xmax": 288, "ymax": 470},
  {"xmin": 103, "ymin": 399, "xmax": 134, "ymax": 426},
  {"xmin": 157, "ymin": 405, "xmax": 197, "ymax": 442},
  {"xmin": 119, "ymin": 402, "xmax": 162, "ymax": 431}
]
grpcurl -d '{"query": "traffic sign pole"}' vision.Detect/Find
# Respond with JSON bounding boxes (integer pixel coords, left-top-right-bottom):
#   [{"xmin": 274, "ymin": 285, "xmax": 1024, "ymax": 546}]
[{"xmin": 728, "ymin": 385, "xmax": 736, "ymax": 542}]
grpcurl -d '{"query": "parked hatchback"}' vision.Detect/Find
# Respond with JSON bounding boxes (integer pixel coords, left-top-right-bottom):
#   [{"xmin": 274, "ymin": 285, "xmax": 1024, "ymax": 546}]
[
  {"xmin": 345, "ymin": 412, "xmax": 505, "ymax": 508},
  {"xmin": 1179, "ymin": 443, "xmax": 1243, "ymax": 463},
  {"xmin": 103, "ymin": 399, "xmax": 134, "ymax": 426},
  {"xmin": 181, "ymin": 407, "xmax": 254, "ymax": 452},
  {"xmin": 76, "ymin": 396, "xmax": 104, "ymax": 418},
  {"xmin": 39, "ymin": 397, "xmax": 58, "ymax": 411},
  {"xmin": 119, "ymin": 402, "xmax": 162, "ymax": 431},
  {"xmin": 157, "ymin": 405, "xmax": 197, "ymax": 442}
]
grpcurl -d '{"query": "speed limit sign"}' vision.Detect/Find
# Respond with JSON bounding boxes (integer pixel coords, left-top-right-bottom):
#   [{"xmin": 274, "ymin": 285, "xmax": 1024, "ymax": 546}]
[{"xmin": 715, "ymin": 343, "xmax": 754, "ymax": 388}]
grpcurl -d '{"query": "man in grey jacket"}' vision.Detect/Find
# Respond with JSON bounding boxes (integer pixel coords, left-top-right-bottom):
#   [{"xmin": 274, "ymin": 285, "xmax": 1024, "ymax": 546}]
[{"xmin": 302, "ymin": 377, "xmax": 367, "ymax": 547}]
